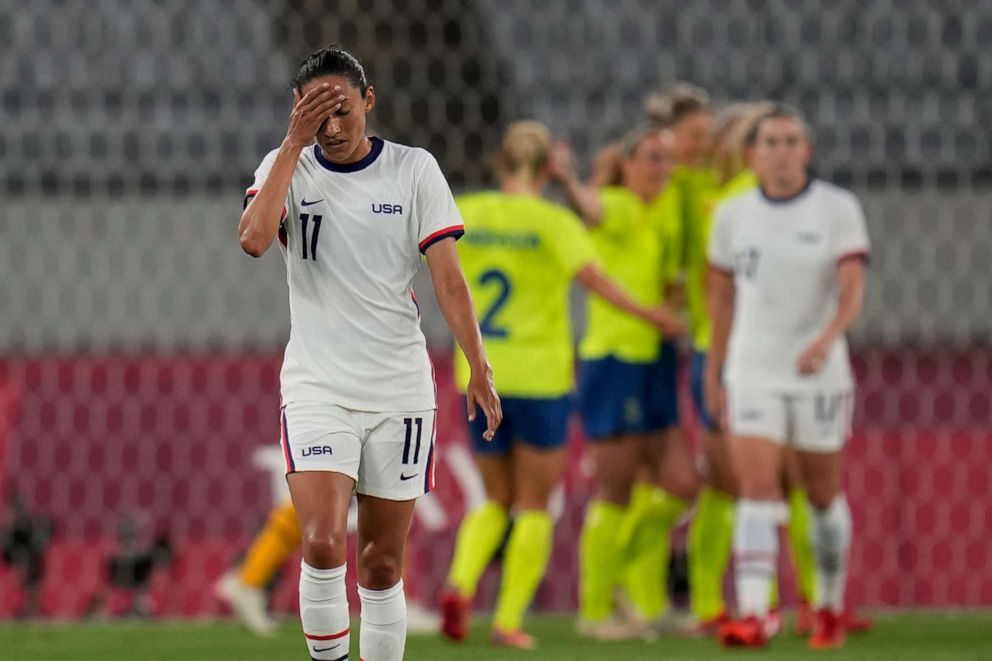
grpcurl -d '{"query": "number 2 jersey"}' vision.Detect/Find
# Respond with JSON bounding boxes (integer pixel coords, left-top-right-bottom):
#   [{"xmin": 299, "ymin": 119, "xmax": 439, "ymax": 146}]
[
  {"xmin": 245, "ymin": 138, "xmax": 465, "ymax": 412},
  {"xmin": 453, "ymin": 192, "xmax": 598, "ymax": 398},
  {"xmin": 707, "ymin": 179, "xmax": 870, "ymax": 393}
]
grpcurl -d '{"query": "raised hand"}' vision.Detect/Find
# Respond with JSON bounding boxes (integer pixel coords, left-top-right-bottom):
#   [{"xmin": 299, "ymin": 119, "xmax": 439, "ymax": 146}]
[{"xmin": 285, "ymin": 84, "xmax": 347, "ymax": 149}]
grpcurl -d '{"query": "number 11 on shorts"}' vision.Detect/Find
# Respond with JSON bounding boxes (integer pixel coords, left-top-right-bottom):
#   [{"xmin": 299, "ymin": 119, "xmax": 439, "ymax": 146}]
[{"xmin": 402, "ymin": 417, "xmax": 423, "ymax": 464}]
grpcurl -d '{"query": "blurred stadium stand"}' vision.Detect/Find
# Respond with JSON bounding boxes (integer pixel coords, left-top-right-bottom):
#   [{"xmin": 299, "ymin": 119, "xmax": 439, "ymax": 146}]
[{"xmin": 0, "ymin": 0, "xmax": 989, "ymax": 617}]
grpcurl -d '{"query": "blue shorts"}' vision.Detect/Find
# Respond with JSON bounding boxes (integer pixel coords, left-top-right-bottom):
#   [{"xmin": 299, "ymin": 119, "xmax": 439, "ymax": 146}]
[
  {"xmin": 466, "ymin": 395, "xmax": 572, "ymax": 455},
  {"xmin": 645, "ymin": 341, "xmax": 680, "ymax": 431},
  {"xmin": 690, "ymin": 350, "xmax": 718, "ymax": 431},
  {"xmin": 578, "ymin": 356, "xmax": 656, "ymax": 440}
]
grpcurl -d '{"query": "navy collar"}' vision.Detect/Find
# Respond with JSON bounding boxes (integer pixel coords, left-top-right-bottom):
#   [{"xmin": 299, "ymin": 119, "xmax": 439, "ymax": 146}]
[
  {"xmin": 313, "ymin": 136, "xmax": 383, "ymax": 173},
  {"xmin": 759, "ymin": 176, "xmax": 814, "ymax": 204}
]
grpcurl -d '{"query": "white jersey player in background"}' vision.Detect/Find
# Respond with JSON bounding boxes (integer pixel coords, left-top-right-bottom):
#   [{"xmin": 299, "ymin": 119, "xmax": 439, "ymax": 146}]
[
  {"xmin": 238, "ymin": 46, "xmax": 501, "ymax": 661},
  {"xmin": 703, "ymin": 105, "xmax": 869, "ymax": 650}
]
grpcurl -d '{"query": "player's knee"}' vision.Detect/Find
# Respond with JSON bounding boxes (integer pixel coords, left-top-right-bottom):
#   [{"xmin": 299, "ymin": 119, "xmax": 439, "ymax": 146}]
[
  {"xmin": 359, "ymin": 546, "xmax": 403, "ymax": 590},
  {"xmin": 805, "ymin": 483, "xmax": 840, "ymax": 510},
  {"xmin": 301, "ymin": 531, "xmax": 346, "ymax": 568},
  {"xmin": 738, "ymin": 476, "xmax": 782, "ymax": 501}
]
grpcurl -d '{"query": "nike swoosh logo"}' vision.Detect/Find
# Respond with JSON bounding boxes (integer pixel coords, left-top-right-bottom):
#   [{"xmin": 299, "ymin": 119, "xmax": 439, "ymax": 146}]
[
  {"xmin": 400, "ymin": 472, "xmax": 419, "ymax": 481},
  {"xmin": 301, "ymin": 199, "xmax": 324, "ymax": 206},
  {"xmin": 312, "ymin": 643, "xmax": 340, "ymax": 652}
]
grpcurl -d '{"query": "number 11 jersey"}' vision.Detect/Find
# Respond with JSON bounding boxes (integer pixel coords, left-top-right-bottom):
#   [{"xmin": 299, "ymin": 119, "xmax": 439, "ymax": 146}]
[{"xmin": 245, "ymin": 138, "xmax": 465, "ymax": 412}]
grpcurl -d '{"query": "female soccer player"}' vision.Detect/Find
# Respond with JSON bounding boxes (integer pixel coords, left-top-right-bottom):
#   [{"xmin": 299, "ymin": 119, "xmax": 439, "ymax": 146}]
[
  {"xmin": 705, "ymin": 105, "xmax": 869, "ymax": 650},
  {"xmin": 439, "ymin": 121, "xmax": 681, "ymax": 649},
  {"xmin": 238, "ymin": 46, "xmax": 501, "ymax": 661},
  {"xmin": 553, "ymin": 125, "xmax": 689, "ymax": 639}
]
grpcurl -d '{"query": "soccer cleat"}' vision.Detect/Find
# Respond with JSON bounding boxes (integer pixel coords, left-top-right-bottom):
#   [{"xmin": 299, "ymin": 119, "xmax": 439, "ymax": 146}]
[
  {"xmin": 719, "ymin": 616, "xmax": 769, "ymax": 648},
  {"xmin": 576, "ymin": 617, "xmax": 646, "ymax": 641},
  {"xmin": 686, "ymin": 610, "xmax": 731, "ymax": 638},
  {"xmin": 215, "ymin": 571, "xmax": 278, "ymax": 637},
  {"xmin": 764, "ymin": 607, "xmax": 784, "ymax": 639},
  {"xmin": 438, "ymin": 589, "xmax": 470, "ymax": 642},
  {"xmin": 809, "ymin": 608, "xmax": 846, "ymax": 650},
  {"xmin": 843, "ymin": 608, "xmax": 873, "ymax": 633},
  {"xmin": 406, "ymin": 601, "xmax": 441, "ymax": 634},
  {"xmin": 794, "ymin": 599, "xmax": 814, "ymax": 636},
  {"xmin": 492, "ymin": 627, "xmax": 537, "ymax": 649}
]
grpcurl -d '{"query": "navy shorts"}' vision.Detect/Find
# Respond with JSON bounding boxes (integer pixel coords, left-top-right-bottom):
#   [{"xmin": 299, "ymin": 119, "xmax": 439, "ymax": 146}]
[
  {"xmin": 644, "ymin": 341, "xmax": 680, "ymax": 431},
  {"xmin": 579, "ymin": 356, "xmax": 656, "ymax": 440},
  {"xmin": 466, "ymin": 395, "xmax": 572, "ymax": 455},
  {"xmin": 690, "ymin": 350, "xmax": 718, "ymax": 431}
]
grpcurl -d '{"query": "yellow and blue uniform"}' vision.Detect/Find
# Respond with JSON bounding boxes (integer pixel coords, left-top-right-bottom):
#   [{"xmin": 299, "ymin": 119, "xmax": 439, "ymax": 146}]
[
  {"xmin": 455, "ymin": 191, "xmax": 598, "ymax": 453},
  {"xmin": 447, "ymin": 189, "xmax": 596, "ymax": 635},
  {"xmin": 577, "ymin": 185, "xmax": 669, "ymax": 439},
  {"xmin": 685, "ymin": 168, "xmax": 756, "ymax": 430}
]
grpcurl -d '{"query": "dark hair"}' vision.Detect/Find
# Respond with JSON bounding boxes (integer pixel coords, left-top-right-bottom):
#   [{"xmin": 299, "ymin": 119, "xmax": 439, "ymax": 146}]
[
  {"xmin": 645, "ymin": 82, "xmax": 710, "ymax": 126},
  {"xmin": 745, "ymin": 103, "xmax": 811, "ymax": 145},
  {"xmin": 292, "ymin": 46, "xmax": 369, "ymax": 95}
]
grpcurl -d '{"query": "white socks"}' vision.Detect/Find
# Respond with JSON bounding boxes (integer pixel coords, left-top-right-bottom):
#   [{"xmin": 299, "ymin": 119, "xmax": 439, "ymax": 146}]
[
  {"xmin": 733, "ymin": 499, "xmax": 782, "ymax": 618},
  {"xmin": 300, "ymin": 561, "xmax": 350, "ymax": 660},
  {"xmin": 359, "ymin": 580, "xmax": 407, "ymax": 661},
  {"xmin": 811, "ymin": 495, "xmax": 852, "ymax": 613}
]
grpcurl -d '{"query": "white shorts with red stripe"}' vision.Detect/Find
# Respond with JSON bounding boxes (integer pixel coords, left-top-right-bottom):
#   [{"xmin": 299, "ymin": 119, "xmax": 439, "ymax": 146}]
[
  {"xmin": 280, "ymin": 401, "xmax": 437, "ymax": 500},
  {"xmin": 726, "ymin": 388, "xmax": 854, "ymax": 453}
]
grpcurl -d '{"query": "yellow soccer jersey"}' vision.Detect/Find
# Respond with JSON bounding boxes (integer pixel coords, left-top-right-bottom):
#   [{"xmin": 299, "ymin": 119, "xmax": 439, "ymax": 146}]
[
  {"xmin": 685, "ymin": 169, "xmax": 757, "ymax": 350},
  {"xmin": 578, "ymin": 186, "xmax": 664, "ymax": 364},
  {"xmin": 454, "ymin": 191, "xmax": 598, "ymax": 397},
  {"xmin": 651, "ymin": 182, "xmax": 683, "ymax": 287}
]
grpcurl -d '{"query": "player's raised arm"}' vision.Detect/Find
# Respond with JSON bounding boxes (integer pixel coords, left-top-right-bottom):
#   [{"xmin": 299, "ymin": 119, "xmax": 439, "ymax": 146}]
[
  {"xmin": 547, "ymin": 141, "xmax": 604, "ymax": 225},
  {"xmin": 425, "ymin": 238, "xmax": 502, "ymax": 439},
  {"xmin": 238, "ymin": 84, "xmax": 346, "ymax": 257}
]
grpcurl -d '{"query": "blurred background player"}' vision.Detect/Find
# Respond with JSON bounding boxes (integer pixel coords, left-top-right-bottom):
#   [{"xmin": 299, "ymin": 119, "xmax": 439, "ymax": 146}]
[
  {"xmin": 439, "ymin": 121, "xmax": 682, "ymax": 649},
  {"xmin": 216, "ymin": 499, "xmax": 300, "ymax": 635},
  {"xmin": 0, "ymin": 492, "xmax": 52, "ymax": 619},
  {"xmin": 705, "ymin": 105, "xmax": 869, "ymax": 650},
  {"xmin": 552, "ymin": 124, "xmax": 689, "ymax": 639},
  {"xmin": 239, "ymin": 46, "xmax": 501, "ymax": 661}
]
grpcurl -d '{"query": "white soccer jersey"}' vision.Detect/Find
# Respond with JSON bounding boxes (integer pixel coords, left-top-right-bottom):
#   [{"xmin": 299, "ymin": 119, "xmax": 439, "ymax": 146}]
[
  {"xmin": 245, "ymin": 138, "xmax": 465, "ymax": 412},
  {"xmin": 708, "ymin": 179, "xmax": 870, "ymax": 393}
]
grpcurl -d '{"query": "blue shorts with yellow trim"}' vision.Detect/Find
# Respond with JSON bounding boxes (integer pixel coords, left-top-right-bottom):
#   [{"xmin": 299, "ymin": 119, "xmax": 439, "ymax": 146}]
[
  {"xmin": 578, "ymin": 356, "xmax": 663, "ymax": 440},
  {"xmin": 644, "ymin": 340, "xmax": 680, "ymax": 431},
  {"xmin": 466, "ymin": 395, "xmax": 572, "ymax": 454},
  {"xmin": 690, "ymin": 350, "xmax": 718, "ymax": 431}
]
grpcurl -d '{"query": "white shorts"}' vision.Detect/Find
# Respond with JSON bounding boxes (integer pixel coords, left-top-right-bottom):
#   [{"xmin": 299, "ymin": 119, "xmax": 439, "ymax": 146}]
[
  {"xmin": 726, "ymin": 389, "xmax": 854, "ymax": 452},
  {"xmin": 279, "ymin": 402, "xmax": 437, "ymax": 500}
]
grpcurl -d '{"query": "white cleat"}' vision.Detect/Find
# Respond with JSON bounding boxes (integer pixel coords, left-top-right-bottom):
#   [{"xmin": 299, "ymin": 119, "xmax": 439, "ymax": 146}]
[
  {"xmin": 215, "ymin": 571, "xmax": 279, "ymax": 637},
  {"xmin": 405, "ymin": 601, "xmax": 441, "ymax": 634},
  {"xmin": 576, "ymin": 617, "xmax": 649, "ymax": 641}
]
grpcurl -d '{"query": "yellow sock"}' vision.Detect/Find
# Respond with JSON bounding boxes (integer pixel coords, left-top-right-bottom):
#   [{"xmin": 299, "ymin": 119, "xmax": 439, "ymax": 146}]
[
  {"xmin": 446, "ymin": 501, "xmax": 510, "ymax": 599},
  {"xmin": 493, "ymin": 510, "xmax": 553, "ymax": 632},
  {"xmin": 620, "ymin": 487, "xmax": 688, "ymax": 619},
  {"xmin": 787, "ymin": 488, "xmax": 817, "ymax": 604},
  {"xmin": 579, "ymin": 501, "xmax": 625, "ymax": 622},
  {"xmin": 238, "ymin": 501, "xmax": 301, "ymax": 588},
  {"xmin": 689, "ymin": 487, "xmax": 734, "ymax": 621}
]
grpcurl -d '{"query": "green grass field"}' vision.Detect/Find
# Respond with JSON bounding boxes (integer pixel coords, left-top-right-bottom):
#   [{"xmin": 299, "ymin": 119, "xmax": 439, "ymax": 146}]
[{"xmin": 2, "ymin": 612, "xmax": 991, "ymax": 661}]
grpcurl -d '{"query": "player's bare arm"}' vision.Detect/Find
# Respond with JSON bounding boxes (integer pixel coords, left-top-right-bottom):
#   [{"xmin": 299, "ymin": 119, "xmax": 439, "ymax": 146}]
[
  {"xmin": 547, "ymin": 141, "xmax": 605, "ymax": 225},
  {"xmin": 425, "ymin": 237, "xmax": 502, "ymax": 439},
  {"xmin": 797, "ymin": 256, "xmax": 866, "ymax": 375},
  {"xmin": 238, "ymin": 84, "xmax": 346, "ymax": 257},
  {"xmin": 704, "ymin": 265, "xmax": 735, "ymax": 424},
  {"xmin": 574, "ymin": 263, "xmax": 686, "ymax": 337}
]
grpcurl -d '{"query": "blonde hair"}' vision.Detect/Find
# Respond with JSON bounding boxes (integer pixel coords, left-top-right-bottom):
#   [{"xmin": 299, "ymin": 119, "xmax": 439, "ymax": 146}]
[
  {"xmin": 496, "ymin": 120, "xmax": 552, "ymax": 179},
  {"xmin": 712, "ymin": 101, "xmax": 775, "ymax": 185},
  {"xmin": 645, "ymin": 82, "xmax": 710, "ymax": 126}
]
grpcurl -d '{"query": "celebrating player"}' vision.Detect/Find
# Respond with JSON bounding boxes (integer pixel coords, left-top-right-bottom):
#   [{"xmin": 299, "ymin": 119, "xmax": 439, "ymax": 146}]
[
  {"xmin": 553, "ymin": 125, "xmax": 689, "ymax": 639},
  {"xmin": 705, "ymin": 105, "xmax": 869, "ymax": 650},
  {"xmin": 439, "ymin": 121, "xmax": 682, "ymax": 649},
  {"xmin": 238, "ymin": 46, "xmax": 501, "ymax": 661}
]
